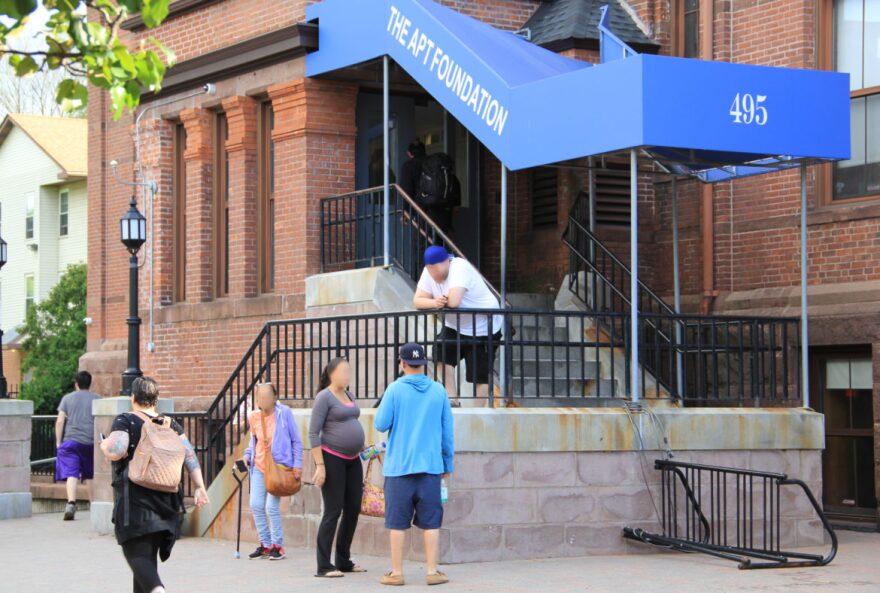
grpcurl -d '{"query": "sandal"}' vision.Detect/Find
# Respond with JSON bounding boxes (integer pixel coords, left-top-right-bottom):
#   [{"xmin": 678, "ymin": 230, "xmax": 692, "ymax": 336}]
[
  {"xmin": 315, "ymin": 570, "xmax": 344, "ymax": 578},
  {"xmin": 340, "ymin": 564, "xmax": 367, "ymax": 573}
]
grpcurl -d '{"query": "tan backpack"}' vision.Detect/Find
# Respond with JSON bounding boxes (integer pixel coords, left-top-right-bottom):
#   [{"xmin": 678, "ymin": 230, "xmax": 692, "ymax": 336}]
[{"xmin": 128, "ymin": 411, "xmax": 186, "ymax": 493}]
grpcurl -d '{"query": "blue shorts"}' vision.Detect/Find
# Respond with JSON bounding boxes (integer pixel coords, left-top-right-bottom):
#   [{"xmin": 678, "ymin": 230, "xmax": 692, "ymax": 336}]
[{"xmin": 384, "ymin": 473, "xmax": 443, "ymax": 530}]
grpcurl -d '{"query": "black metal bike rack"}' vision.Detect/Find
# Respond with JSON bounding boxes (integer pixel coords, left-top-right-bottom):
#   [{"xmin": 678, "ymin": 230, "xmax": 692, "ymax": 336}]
[{"xmin": 623, "ymin": 459, "xmax": 838, "ymax": 569}]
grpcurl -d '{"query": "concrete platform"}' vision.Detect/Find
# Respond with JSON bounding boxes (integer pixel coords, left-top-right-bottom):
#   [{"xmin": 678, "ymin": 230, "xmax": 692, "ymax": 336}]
[{"xmin": 3, "ymin": 511, "xmax": 878, "ymax": 593}]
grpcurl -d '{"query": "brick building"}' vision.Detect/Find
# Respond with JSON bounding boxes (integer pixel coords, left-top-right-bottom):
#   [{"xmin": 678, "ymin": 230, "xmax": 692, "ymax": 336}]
[{"xmin": 83, "ymin": 0, "xmax": 877, "ymax": 534}]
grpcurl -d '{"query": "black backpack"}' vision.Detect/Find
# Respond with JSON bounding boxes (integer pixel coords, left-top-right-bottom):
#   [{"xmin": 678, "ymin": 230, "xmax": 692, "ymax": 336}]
[{"xmin": 418, "ymin": 152, "xmax": 461, "ymax": 208}]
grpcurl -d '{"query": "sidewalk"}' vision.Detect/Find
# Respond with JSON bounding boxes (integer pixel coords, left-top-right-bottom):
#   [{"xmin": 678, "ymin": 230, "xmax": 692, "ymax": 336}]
[{"xmin": 4, "ymin": 512, "xmax": 878, "ymax": 593}]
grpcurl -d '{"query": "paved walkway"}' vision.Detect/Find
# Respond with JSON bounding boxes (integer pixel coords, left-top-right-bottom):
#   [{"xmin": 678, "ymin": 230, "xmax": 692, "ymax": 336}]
[{"xmin": 3, "ymin": 512, "xmax": 878, "ymax": 593}]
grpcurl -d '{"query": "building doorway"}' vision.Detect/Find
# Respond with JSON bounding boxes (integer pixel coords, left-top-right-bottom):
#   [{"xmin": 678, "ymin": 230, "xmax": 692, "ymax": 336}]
[
  {"xmin": 355, "ymin": 91, "xmax": 482, "ymax": 267},
  {"xmin": 812, "ymin": 350, "xmax": 877, "ymax": 524}
]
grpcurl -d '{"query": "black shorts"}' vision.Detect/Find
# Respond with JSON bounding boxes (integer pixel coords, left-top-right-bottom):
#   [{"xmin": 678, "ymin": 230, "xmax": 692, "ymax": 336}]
[{"xmin": 433, "ymin": 327, "xmax": 502, "ymax": 384}]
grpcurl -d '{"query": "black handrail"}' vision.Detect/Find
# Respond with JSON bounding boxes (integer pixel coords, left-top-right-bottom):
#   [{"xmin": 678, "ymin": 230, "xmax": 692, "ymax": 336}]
[
  {"xmin": 624, "ymin": 458, "xmax": 837, "ymax": 569},
  {"xmin": 320, "ymin": 183, "xmax": 503, "ymax": 303},
  {"xmin": 564, "ymin": 193, "xmax": 801, "ymax": 404}
]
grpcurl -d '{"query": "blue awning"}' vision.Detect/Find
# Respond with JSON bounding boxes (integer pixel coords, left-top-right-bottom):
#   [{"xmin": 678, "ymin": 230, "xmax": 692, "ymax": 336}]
[{"xmin": 306, "ymin": 0, "xmax": 850, "ymax": 180}]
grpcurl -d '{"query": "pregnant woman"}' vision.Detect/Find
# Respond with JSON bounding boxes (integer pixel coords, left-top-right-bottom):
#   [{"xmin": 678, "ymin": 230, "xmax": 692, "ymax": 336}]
[{"xmin": 310, "ymin": 357, "xmax": 367, "ymax": 578}]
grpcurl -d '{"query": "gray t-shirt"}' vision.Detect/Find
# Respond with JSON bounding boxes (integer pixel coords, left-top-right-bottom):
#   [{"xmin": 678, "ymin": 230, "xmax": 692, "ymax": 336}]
[
  {"xmin": 308, "ymin": 389, "xmax": 365, "ymax": 458},
  {"xmin": 58, "ymin": 390, "xmax": 101, "ymax": 445}
]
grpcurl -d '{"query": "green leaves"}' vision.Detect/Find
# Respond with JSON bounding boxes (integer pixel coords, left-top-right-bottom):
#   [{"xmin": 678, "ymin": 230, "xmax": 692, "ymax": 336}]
[
  {"xmin": 140, "ymin": 0, "xmax": 169, "ymax": 28},
  {"xmin": 9, "ymin": 53, "xmax": 38, "ymax": 75},
  {"xmin": 1, "ymin": 0, "xmax": 174, "ymax": 119},
  {"xmin": 19, "ymin": 264, "xmax": 87, "ymax": 414},
  {"xmin": 56, "ymin": 77, "xmax": 88, "ymax": 112},
  {"xmin": 0, "ymin": 0, "xmax": 37, "ymax": 21}
]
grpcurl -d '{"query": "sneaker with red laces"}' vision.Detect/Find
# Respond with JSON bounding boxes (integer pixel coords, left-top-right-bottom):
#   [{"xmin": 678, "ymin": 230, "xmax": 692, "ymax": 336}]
[{"xmin": 268, "ymin": 545, "xmax": 286, "ymax": 560}]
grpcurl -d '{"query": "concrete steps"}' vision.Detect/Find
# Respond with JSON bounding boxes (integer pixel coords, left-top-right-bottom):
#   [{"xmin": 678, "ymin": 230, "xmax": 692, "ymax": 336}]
[{"xmin": 504, "ymin": 297, "xmax": 623, "ymax": 401}]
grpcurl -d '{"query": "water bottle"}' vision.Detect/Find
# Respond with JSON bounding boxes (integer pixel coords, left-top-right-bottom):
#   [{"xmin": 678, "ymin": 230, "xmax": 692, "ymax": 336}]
[
  {"xmin": 440, "ymin": 478, "xmax": 448, "ymax": 504},
  {"xmin": 360, "ymin": 441, "xmax": 387, "ymax": 461}
]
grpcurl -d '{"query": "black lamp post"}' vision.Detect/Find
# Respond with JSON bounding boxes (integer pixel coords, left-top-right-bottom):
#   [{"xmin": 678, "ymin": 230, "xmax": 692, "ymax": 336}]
[
  {"xmin": 120, "ymin": 197, "xmax": 147, "ymax": 396},
  {"xmin": 0, "ymin": 232, "xmax": 7, "ymax": 399}
]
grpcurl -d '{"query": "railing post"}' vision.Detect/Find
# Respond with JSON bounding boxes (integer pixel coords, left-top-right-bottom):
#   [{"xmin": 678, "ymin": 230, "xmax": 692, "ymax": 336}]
[
  {"xmin": 265, "ymin": 326, "xmax": 272, "ymax": 385},
  {"xmin": 500, "ymin": 163, "xmax": 508, "ymax": 403},
  {"xmin": 799, "ymin": 164, "xmax": 810, "ymax": 408},
  {"xmin": 629, "ymin": 149, "xmax": 640, "ymax": 402},
  {"xmin": 382, "ymin": 55, "xmax": 391, "ymax": 267},
  {"xmin": 319, "ymin": 201, "xmax": 325, "ymax": 272},
  {"xmin": 672, "ymin": 176, "xmax": 683, "ymax": 399}
]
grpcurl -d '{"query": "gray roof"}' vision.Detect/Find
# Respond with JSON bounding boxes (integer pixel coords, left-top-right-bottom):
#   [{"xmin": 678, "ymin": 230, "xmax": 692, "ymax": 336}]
[{"xmin": 522, "ymin": 0, "xmax": 659, "ymax": 52}]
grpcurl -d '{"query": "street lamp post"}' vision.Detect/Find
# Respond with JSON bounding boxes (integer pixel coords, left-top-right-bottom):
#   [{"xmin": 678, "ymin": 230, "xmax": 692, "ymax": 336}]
[
  {"xmin": 0, "ymin": 232, "xmax": 7, "ymax": 399},
  {"xmin": 120, "ymin": 197, "xmax": 147, "ymax": 396}
]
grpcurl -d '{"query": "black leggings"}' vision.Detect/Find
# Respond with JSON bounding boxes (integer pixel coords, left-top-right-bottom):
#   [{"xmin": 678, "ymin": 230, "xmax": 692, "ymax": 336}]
[
  {"xmin": 121, "ymin": 533, "xmax": 165, "ymax": 593},
  {"xmin": 317, "ymin": 452, "xmax": 364, "ymax": 574}
]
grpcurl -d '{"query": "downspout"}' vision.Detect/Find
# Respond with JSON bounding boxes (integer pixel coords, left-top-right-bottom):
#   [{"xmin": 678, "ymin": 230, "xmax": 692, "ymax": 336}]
[{"xmin": 699, "ymin": 0, "xmax": 718, "ymax": 314}]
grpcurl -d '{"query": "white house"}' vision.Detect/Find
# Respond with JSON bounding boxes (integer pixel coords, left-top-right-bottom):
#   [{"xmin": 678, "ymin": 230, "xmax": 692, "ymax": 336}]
[{"xmin": 0, "ymin": 114, "xmax": 88, "ymax": 388}]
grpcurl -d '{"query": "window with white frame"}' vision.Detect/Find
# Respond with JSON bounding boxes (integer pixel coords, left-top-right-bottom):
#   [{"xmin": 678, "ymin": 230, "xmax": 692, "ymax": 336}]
[
  {"xmin": 25, "ymin": 275, "xmax": 34, "ymax": 315},
  {"xmin": 25, "ymin": 192, "xmax": 34, "ymax": 240},
  {"xmin": 59, "ymin": 190, "xmax": 69, "ymax": 236},
  {"xmin": 832, "ymin": 0, "xmax": 880, "ymax": 201}
]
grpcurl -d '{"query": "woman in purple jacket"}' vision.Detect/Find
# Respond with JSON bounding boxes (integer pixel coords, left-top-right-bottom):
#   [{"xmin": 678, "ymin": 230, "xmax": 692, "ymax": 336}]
[{"xmin": 240, "ymin": 383, "xmax": 303, "ymax": 560}]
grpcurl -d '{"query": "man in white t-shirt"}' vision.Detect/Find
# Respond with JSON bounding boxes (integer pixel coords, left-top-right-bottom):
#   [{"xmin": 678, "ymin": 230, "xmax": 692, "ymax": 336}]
[{"xmin": 413, "ymin": 246, "xmax": 502, "ymax": 400}]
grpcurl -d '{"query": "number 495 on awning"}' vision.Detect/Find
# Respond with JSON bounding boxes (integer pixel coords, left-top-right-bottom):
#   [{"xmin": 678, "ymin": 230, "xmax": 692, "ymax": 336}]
[{"xmin": 730, "ymin": 93, "xmax": 768, "ymax": 126}]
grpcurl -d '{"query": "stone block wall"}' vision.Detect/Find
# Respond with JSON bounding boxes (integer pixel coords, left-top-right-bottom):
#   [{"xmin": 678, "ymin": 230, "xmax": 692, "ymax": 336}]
[
  {"xmin": 203, "ymin": 408, "xmax": 828, "ymax": 564},
  {"xmin": 206, "ymin": 447, "xmax": 825, "ymax": 563},
  {"xmin": 0, "ymin": 399, "xmax": 33, "ymax": 520}
]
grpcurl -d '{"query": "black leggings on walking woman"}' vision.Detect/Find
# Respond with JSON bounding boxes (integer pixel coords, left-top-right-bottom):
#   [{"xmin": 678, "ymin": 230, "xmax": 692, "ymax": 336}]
[
  {"xmin": 121, "ymin": 532, "xmax": 166, "ymax": 593},
  {"xmin": 317, "ymin": 453, "xmax": 364, "ymax": 574}
]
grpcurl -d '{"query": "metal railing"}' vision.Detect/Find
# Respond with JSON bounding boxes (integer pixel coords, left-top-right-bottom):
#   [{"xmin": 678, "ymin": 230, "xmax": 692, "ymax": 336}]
[
  {"xmin": 167, "ymin": 411, "xmax": 214, "ymax": 499},
  {"xmin": 624, "ymin": 459, "xmax": 837, "ymax": 569},
  {"xmin": 262, "ymin": 308, "xmax": 627, "ymax": 403},
  {"xmin": 30, "ymin": 415, "xmax": 57, "ymax": 477},
  {"xmin": 177, "ymin": 307, "xmax": 636, "ymax": 492},
  {"xmin": 320, "ymin": 184, "xmax": 502, "ymax": 301},
  {"xmin": 639, "ymin": 314, "xmax": 800, "ymax": 405},
  {"xmin": 564, "ymin": 195, "xmax": 800, "ymax": 405}
]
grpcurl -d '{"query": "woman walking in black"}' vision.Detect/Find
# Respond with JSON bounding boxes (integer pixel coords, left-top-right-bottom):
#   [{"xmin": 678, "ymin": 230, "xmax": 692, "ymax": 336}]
[
  {"xmin": 310, "ymin": 357, "xmax": 367, "ymax": 578},
  {"xmin": 100, "ymin": 377, "xmax": 209, "ymax": 593}
]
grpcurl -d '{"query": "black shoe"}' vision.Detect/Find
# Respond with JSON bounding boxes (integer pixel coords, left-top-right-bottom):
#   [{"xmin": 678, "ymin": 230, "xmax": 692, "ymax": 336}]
[
  {"xmin": 63, "ymin": 502, "xmax": 76, "ymax": 521},
  {"xmin": 249, "ymin": 545, "xmax": 271, "ymax": 559},
  {"xmin": 268, "ymin": 545, "xmax": 286, "ymax": 560}
]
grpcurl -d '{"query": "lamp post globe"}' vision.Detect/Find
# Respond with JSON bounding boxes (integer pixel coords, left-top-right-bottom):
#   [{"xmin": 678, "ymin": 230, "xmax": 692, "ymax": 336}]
[
  {"xmin": 120, "ymin": 196, "xmax": 147, "ymax": 255},
  {"xmin": 0, "ymin": 233, "xmax": 6, "ymax": 399},
  {"xmin": 120, "ymin": 197, "xmax": 147, "ymax": 395}
]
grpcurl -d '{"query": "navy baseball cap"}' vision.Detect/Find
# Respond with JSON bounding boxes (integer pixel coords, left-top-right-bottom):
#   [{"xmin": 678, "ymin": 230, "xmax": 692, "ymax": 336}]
[
  {"xmin": 424, "ymin": 245, "xmax": 451, "ymax": 265},
  {"xmin": 399, "ymin": 342, "xmax": 428, "ymax": 366}
]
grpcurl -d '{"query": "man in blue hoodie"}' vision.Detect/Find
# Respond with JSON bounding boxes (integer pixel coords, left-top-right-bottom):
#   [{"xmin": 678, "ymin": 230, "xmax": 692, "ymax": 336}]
[{"xmin": 375, "ymin": 342, "xmax": 454, "ymax": 586}]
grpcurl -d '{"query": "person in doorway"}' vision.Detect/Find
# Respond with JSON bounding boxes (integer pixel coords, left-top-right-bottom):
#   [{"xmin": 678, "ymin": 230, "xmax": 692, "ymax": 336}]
[
  {"xmin": 399, "ymin": 139, "xmax": 426, "ymax": 199},
  {"xmin": 415, "ymin": 150, "xmax": 460, "ymax": 236},
  {"xmin": 55, "ymin": 370, "xmax": 100, "ymax": 521},
  {"xmin": 413, "ymin": 245, "xmax": 502, "ymax": 402},
  {"xmin": 309, "ymin": 358, "xmax": 367, "ymax": 578},
  {"xmin": 100, "ymin": 377, "xmax": 210, "ymax": 593},
  {"xmin": 374, "ymin": 342, "xmax": 454, "ymax": 587},
  {"xmin": 241, "ymin": 383, "xmax": 303, "ymax": 560}
]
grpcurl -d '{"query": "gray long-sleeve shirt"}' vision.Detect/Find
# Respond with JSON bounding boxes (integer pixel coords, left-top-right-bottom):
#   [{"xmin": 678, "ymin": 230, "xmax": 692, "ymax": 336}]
[{"xmin": 308, "ymin": 388, "xmax": 366, "ymax": 458}]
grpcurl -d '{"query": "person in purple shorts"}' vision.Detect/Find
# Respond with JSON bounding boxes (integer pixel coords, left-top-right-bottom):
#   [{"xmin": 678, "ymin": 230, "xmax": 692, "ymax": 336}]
[{"xmin": 55, "ymin": 371, "xmax": 100, "ymax": 520}]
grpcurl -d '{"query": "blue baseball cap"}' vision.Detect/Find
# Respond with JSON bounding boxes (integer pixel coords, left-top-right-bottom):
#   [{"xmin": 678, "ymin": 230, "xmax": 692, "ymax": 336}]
[
  {"xmin": 399, "ymin": 342, "xmax": 428, "ymax": 366},
  {"xmin": 424, "ymin": 245, "xmax": 451, "ymax": 265}
]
